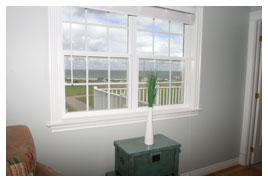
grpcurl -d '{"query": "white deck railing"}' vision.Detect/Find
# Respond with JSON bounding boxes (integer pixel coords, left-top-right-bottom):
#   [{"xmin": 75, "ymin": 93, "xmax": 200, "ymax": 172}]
[
  {"xmin": 138, "ymin": 86, "xmax": 184, "ymax": 106},
  {"xmin": 94, "ymin": 86, "xmax": 183, "ymax": 109}
]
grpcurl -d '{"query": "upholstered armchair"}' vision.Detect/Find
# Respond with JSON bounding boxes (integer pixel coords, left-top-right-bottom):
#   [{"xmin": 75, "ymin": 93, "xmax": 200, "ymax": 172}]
[{"xmin": 6, "ymin": 125, "xmax": 63, "ymax": 176}]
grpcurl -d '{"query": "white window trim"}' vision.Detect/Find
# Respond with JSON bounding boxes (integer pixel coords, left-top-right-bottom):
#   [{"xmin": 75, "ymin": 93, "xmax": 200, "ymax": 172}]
[{"xmin": 47, "ymin": 6, "xmax": 203, "ymax": 132}]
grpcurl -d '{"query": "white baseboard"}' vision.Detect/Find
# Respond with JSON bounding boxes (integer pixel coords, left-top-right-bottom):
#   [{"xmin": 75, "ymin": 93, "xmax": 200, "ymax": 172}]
[{"xmin": 181, "ymin": 157, "xmax": 239, "ymax": 176}]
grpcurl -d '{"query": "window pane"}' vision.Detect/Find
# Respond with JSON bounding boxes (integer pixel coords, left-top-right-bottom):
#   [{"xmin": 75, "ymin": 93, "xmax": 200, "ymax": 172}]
[
  {"xmin": 72, "ymin": 56, "xmax": 86, "ymax": 83},
  {"xmin": 87, "ymin": 8, "xmax": 107, "ymax": 25},
  {"xmin": 109, "ymin": 28, "xmax": 127, "ymax": 53},
  {"xmin": 65, "ymin": 85, "xmax": 86, "ymax": 112},
  {"xmin": 71, "ymin": 7, "xmax": 85, "ymax": 23},
  {"xmin": 171, "ymin": 61, "xmax": 183, "ymax": 82},
  {"xmin": 154, "ymin": 33, "xmax": 168, "ymax": 56},
  {"xmin": 110, "ymin": 84, "xmax": 128, "ymax": 109},
  {"xmin": 154, "ymin": 19, "xmax": 169, "ymax": 33},
  {"xmin": 109, "ymin": 12, "xmax": 127, "ymax": 27},
  {"xmin": 171, "ymin": 83, "xmax": 184, "ymax": 104},
  {"xmin": 72, "ymin": 24, "xmax": 86, "ymax": 51},
  {"xmin": 87, "ymin": 25, "xmax": 107, "ymax": 52},
  {"xmin": 156, "ymin": 83, "xmax": 169, "ymax": 106},
  {"xmin": 64, "ymin": 56, "xmax": 71, "ymax": 83},
  {"xmin": 136, "ymin": 17, "xmax": 153, "ymax": 30},
  {"xmin": 170, "ymin": 21, "xmax": 184, "ymax": 34},
  {"xmin": 88, "ymin": 57, "xmax": 108, "ymax": 83},
  {"xmin": 89, "ymin": 84, "xmax": 108, "ymax": 111},
  {"xmin": 110, "ymin": 58, "xmax": 127, "ymax": 83},
  {"xmin": 62, "ymin": 23, "xmax": 71, "ymax": 50},
  {"xmin": 139, "ymin": 59, "xmax": 154, "ymax": 82},
  {"xmin": 156, "ymin": 60, "xmax": 170, "ymax": 82},
  {"xmin": 138, "ymin": 83, "xmax": 149, "ymax": 107},
  {"xmin": 170, "ymin": 35, "xmax": 183, "ymax": 57},
  {"xmin": 62, "ymin": 7, "xmax": 71, "ymax": 21},
  {"xmin": 136, "ymin": 31, "xmax": 153, "ymax": 54}
]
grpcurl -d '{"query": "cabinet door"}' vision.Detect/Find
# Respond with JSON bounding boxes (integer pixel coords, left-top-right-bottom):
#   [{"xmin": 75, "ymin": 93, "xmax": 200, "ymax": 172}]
[
  {"xmin": 134, "ymin": 149, "xmax": 175, "ymax": 176},
  {"xmin": 118, "ymin": 149, "xmax": 129, "ymax": 175}
]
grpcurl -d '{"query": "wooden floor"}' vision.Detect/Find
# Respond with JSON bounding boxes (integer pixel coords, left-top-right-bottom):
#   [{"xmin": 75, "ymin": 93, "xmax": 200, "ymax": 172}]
[{"xmin": 206, "ymin": 165, "xmax": 262, "ymax": 176}]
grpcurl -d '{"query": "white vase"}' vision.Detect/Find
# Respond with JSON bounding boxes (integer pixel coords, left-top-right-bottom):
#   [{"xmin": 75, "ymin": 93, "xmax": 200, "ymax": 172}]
[{"xmin": 145, "ymin": 107, "xmax": 154, "ymax": 145}]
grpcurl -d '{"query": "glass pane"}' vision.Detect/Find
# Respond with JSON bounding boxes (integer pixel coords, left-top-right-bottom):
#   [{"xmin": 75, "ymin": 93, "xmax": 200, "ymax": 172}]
[
  {"xmin": 65, "ymin": 85, "xmax": 86, "ymax": 112},
  {"xmin": 170, "ymin": 35, "xmax": 183, "ymax": 57},
  {"xmin": 110, "ymin": 84, "xmax": 128, "ymax": 109},
  {"xmin": 71, "ymin": 7, "xmax": 85, "ymax": 23},
  {"xmin": 109, "ymin": 28, "xmax": 127, "ymax": 53},
  {"xmin": 136, "ymin": 17, "xmax": 153, "ymax": 30},
  {"xmin": 62, "ymin": 23, "xmax": 71, "ymax": 50},
  {"xmin": 89, "ymin": 84, "xmax": 108, "ymax": 110},
  {"xmin": 88, "ymin": 57, "xmax": 108, "ymax": 83},
  {"xmin": 139, "ymin": 59, "xmax": 154, "ymax": 82},
  {"xmin": 64, "ymin": 56, "xmax": 71, "ymax": 83},
  {"xmin": 72, "ymin": 56, "xmax": 86, "ymax": 83},
  {"xmin": 154, "ymin": 33, "xmax": 168, "ymax": 56},
  {"xmin": 87, "ymin": 8, "xmax": 107, "ymax": 25},
  {"xmin": 109, "ymin": 12, "xmax": 127, "ymax": 27},
  {"xmin": 156, "ymin": 60, "xmax": 170, "ymax": 82},
  {"xmin": 62, "ymin": 7, "xmax": 71, "ymax": 21},
  {"xmin": 170, "ymin": 21, "xmax": 184, "ymax": 34},
  {"xmin": 154, "ymin": 19, "xmax": 169, "ymax": 33},
  {"xmin": 171, "ymin": 61, "xmax": 183, "ymax": 82},
  {"xmin": 136, "ymin": 31, "xmax": 153, "ymax": 54},
  {"xmin": 156, "ymin": 83, "xmax": 170, "ymax": 106},
  {"xmin": 87, "ymin": 25, "xmax": 107, "ymax": 52},
  {"xmin": 171, "ymin": 83, "xmax": 184, "ymax": 104},
  {"xmin": 138, "ymin": 83, "xmax": 149, "ymax": 107},
  {"xmin": 110, "ymin": 58, "xmax": 127, "ymax": 83},
  {"xmin": 72, "ymin": 24, "xmax": 86, "ymax": 51}
]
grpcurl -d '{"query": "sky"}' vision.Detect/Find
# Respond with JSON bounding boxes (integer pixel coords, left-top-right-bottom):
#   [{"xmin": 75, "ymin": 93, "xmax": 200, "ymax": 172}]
[{"xmin": 63, "ymin": 7, "xmax": 184, "ymax": 71}]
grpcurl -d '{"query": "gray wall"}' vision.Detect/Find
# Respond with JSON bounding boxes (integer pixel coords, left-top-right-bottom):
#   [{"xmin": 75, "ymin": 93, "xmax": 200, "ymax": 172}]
[
  {"xmin": 6, "ymin": 6, "xmax": 250, "ymax": 175},
  {"xmin": 250, "ymin": 6, "xmax": 262, "ymax": 12}
]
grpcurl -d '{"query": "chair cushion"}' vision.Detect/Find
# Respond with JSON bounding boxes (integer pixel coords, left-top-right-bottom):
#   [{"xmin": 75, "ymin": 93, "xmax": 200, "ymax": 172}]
[{"xmin": 6, "ymin": 152, "xmax": 35, "ymax": 176}]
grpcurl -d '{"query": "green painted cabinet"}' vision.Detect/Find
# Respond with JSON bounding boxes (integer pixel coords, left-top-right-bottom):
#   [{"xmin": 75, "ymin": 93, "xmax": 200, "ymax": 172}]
[{"xmin": 113, "ymin": 134, "xmax": 181, "ymax": 176}]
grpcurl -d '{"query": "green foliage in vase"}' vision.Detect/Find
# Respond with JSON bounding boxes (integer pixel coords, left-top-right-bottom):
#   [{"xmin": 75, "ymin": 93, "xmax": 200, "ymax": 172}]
[{"xmin": 147, "ymin": 71, "xmax": 158, "ymax": 107}]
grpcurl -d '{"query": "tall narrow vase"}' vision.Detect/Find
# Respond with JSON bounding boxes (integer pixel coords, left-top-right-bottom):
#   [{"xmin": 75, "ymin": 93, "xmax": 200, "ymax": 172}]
[{"xmin": 145, "ymin": 107, "xmax": 154, "ymax": 145}]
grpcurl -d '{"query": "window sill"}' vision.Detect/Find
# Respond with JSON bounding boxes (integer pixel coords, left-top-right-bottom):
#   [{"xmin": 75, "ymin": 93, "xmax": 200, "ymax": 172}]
[{"xmin": 47, "ymin": 107, "xmax": 202, "ymax": 132}]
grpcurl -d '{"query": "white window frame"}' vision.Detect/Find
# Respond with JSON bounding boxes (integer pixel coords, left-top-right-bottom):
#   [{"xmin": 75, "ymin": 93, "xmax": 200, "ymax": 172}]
[{"xmin": 47, "ymin": 6, "xmax": 203, "ymax": 132}]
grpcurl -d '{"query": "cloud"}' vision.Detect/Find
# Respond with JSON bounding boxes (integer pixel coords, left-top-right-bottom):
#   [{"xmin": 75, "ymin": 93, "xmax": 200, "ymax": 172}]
[
  {"xmin": 154, "ymin": 19, "xmax": 169, "ymax": 32},
  {"xmin": 87, "ymin": 8, "xmax": 107, "ymax": 25},
  {"xmin": 88, "ymin": 57, "xmax": 108, "ymax": 70},
  {"xmin": 87, "ymin": 26, "xmax": 107, "ymax": 52},
  {"xmin": 108, "ymin": 12, "xmax": 127, "ymax": 26},
  {"xmin": 63, "ymin": 8, "xmax": 184, "ymax": 73},
  {"xmin": 137, "ymin": 17, "xmax": 153, "ymax": 30},
  {"xmin": 71, "ymin": 24, "xmax": 86, "ymax": 51}
]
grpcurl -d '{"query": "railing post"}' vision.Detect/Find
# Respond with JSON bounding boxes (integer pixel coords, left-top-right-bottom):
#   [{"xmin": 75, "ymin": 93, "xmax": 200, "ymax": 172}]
[{"xmin": 155, "ymin": 86, "xmax": 160, "ymax": 106}]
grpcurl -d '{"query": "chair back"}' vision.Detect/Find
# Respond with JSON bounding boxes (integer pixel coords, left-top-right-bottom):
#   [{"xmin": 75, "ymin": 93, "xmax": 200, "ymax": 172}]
[{"xmin": 6, "ymin": 125, "xmax": 36, "ymax": 161}]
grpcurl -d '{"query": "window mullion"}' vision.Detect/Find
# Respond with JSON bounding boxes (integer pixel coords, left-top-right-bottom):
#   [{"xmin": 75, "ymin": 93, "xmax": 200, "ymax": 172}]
[
  {"xmin": 168, "ymin": 20, "xmax": 171, "ymax": 105},
  {"xmin": 70, "ymin": 7, "xmax": 73, "ymax": 85},
  {"xmin": 85, "ymin": 8, "xmax": 89, "ymax": 111},
  {"xmin": 131, "ymin": 16, "xmax": 138, "ymax": 109},
  {"xmin": 86, "ymin": 56, "xmax": 89, "ymax": 111},
  {"xmin": 107, "ymin": 12, "xmax": 111, "ymax": 110},
  {"xmin": 127, "ymin": 16, "xmax": 132, "ymax": 109}
]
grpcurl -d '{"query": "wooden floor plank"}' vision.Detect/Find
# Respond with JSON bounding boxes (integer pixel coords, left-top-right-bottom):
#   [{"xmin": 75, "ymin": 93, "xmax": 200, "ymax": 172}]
[{"xmin": 206, "ymin": 165, "xmax": 262, "ymax": 176}]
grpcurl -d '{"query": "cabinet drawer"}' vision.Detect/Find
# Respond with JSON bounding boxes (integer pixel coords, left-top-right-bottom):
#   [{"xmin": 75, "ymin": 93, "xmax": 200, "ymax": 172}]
[{"xmin": 133, "ymin": 149, "xmax": 176, "ymax": 176}]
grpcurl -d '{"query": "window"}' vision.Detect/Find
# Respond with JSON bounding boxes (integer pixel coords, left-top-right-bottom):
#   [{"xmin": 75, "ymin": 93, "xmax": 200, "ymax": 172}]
[
  {"xmin": 62, "ymin": 7, "xmax": 129, "ymax": 112},
  {"xmin": 136, "ymin": 17, "xmax": 185, "ymax": 107},
  {"xmin": 48, "ymin": 6, "xmax": 203, "ymax": 132}
]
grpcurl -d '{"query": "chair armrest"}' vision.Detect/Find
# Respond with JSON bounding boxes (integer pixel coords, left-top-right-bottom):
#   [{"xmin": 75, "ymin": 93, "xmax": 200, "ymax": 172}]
[{"xmin": 35, "ymin": 161, "xmax": 63, "ymax": 176}]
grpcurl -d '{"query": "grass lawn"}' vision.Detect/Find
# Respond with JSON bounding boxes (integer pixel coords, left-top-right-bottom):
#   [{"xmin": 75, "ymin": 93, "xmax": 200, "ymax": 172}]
[
  {"xmin": 66, "ymin": 103, "xmax": 75, "ymax": 112},
  {"xmin": 65, "ymin": 85, "xmax": 86, "ymax": 96}
]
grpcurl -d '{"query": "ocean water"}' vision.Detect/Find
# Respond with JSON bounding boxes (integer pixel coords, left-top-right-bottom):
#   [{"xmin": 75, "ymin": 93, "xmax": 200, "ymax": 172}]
[{"xmin": 65, "ymin": 70, "xmax": 182, "ymax": 82}]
